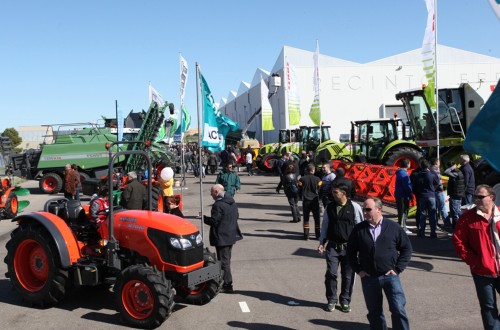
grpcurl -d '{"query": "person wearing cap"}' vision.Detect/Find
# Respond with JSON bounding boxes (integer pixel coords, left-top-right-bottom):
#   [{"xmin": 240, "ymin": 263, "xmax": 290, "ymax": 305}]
[{"xmin": 120, "ymin": 171, "xmax": 147, "ymax": 210}]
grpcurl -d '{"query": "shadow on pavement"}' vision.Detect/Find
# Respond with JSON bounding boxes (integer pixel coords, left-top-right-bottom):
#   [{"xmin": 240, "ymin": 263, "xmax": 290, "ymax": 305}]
[
  {"xmin": 236, "ymin": 289, "xmax": 324, "ymax": 310},
  {"xmin": 244, "ymin": 229, "xmax": 305, "ymax": 240},
  {"xmin": 228, "ymin": 321, "xmax": 296, "ymax": 330},
  {"xmin": 310, "ymin": 319, "xmax": 370, "ymax": 330}
]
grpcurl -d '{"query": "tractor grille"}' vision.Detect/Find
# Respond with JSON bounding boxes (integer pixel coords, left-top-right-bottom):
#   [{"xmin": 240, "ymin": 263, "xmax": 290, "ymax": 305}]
[{"xmin": 148, "ymin": 228, "xmax": 203, "ymax": 266}]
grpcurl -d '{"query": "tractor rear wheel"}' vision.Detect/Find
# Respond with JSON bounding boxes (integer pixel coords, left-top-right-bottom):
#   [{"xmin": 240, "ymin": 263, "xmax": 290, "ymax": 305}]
[
  {"xmin": 176, "ymin": 248, "xmax": 223, "ymax": 305},
  {"xmin": 39, "ymin": 173, "xmax": 63, "ymax": 194},
  {"xmin": 384, "ymin": 147, "xmax": 421, "ymax": 169},
  {"xmin": 4, "ymin": 192, "xmax": 18, "ymax": 219},
  {"xmin": 116, "ymin": 264, "xmax": 174, "ymax": 329},
  {"xmin": 151, "ymin": 185, "xmax": 164, "ymax": 212},
  {"xmin": 4, "ymin": 221, "xmax": 68, "ymax": 306}
]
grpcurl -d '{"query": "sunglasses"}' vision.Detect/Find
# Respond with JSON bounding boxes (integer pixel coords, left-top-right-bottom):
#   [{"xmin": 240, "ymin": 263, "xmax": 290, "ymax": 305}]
[
  {"xmin": 363, "ymin": 208, "xmax": 372, "ymax": 212},
  {"xmin": 474, "ymin": 195, "xmax": 491, "ymax": 200}
]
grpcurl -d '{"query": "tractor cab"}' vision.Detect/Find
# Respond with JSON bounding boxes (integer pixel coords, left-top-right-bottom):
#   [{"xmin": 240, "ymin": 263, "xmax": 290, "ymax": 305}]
[
  {"xmin": 350, "ymin": 118, "xmax": 411, "ymax": 163},
  {"xmin": 298, "ymin": 125, "xmax": 331, "ymax": 152},
  {"xmin": 395, "ymin": 83, "xmax": 483, "ymax": 148}
]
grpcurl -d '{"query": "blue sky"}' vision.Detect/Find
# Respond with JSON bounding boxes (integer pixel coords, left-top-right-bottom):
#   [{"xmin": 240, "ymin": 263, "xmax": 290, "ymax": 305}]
[{"xmin": 1, "ymin": 0, "xmax": 499, "ymax": 133}]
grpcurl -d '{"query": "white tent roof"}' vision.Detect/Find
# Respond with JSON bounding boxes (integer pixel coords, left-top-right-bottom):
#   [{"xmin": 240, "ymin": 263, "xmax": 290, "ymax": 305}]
[
  {"xmin": 251, "ymin": 68, "xmax": 270, "ymax": 87},
  {"xmin": 236, "ymin": 81, "xmax": 250, "ymax": 97}
]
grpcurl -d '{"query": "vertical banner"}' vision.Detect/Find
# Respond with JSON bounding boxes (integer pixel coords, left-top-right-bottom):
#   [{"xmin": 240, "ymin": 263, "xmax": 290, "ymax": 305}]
[
  {"xmin": 309, "ymin": 40, "xmax": 321, "ymax": 126},
  {"xmin": 200, "ymin": 73, "xmax": 221, "ymax": 150},
  {"xmin": 180, "ymin": 55, "xmax": 188, "ymax": 102},
  {"xmin": 422, "ymin": 0, "xmax": 436, "ymax": 109},
  {"xmin": 260, "ymin": 76, "xmax": 275, "ymax": 130},
  {"xmin": 287, "ymin": 62, "xmax": 301, "ymax": 126},
  {"xmin": 116, "ymin": 101, "xmax": 123, "ymax": 142}
]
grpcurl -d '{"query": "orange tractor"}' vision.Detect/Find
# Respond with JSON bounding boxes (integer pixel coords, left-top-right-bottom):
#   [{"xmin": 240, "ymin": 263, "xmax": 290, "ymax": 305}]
[
  {"xmin": 4, "ymin": 144, "xmax": 222, "ymax": 329},
  {"xmin": 0, "ymin": 175, "xmax": 18, "ymax": 219}
]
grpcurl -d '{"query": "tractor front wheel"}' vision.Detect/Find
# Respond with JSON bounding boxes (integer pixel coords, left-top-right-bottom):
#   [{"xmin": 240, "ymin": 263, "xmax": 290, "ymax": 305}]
[
  {"xmin": 176, "ymin": 248, "xmax": 223, "ymax": 305},
  {"xmin": 4, "ymin": 221, "xmax": 68, "ymax": 306},
  {"xmin": 4, "ymin": 192, "xmax": 18, "ymax": 219},
  {"xmin": 116, "ymin": 264, "xmax": 174, "ymax": 329},
  {"xmin": 384, "ymin": 147, "xmax": 421, "ymax": 169}
]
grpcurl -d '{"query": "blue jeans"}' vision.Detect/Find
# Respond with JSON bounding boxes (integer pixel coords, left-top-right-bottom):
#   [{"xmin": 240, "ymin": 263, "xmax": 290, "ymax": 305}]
[
  {"xmin": 448, "ymin": 198, "xmax": 462, "ymax": 228},
  {"xmin": 418, "ymin": 196, "xmax": 437, "ymax": 237},
  {"xmin": 472, "ymin": 273, "xmax": 500, "ymax": 330},
  {"xmin": 361, "ymin": 274, "xmax": 410, "ymax": 330},
  {"xmin": 435, "ymin": 191, "xmax": 450, "ymax": 226},
  {"xmin": 463, "ymin": 193, "xmax": 473, "ymax": 206}
]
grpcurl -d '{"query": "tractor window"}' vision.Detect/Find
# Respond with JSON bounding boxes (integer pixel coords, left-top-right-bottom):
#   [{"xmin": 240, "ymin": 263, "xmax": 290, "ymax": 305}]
[
  {"xmin": 408, "ymin": 96, "xmax": 437, "ymax": 141},
  {"xmin": 321, "ymin": 127, "xmax": 331, "ymax": 141}
]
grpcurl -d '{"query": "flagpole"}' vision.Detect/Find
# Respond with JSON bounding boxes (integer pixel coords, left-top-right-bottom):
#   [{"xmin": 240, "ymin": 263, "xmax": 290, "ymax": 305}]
[
  {"xmin": 196, "ymin": 63, "xmax": 204, "ymax": 239},
  {"xmin": 434, "ymin": 0, "xmax": 439, "ymax": 160},
  {"xmin": 317, "ymin": 39, "xmax": 322, "ymax": 145},
  {"xmin": 179, "ymin": 53, "xmax": 186, "ymax": 190}
]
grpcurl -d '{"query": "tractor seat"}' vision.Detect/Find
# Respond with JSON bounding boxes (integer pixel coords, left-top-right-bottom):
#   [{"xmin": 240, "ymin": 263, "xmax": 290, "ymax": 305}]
[{"xmin": 66, "ymin": 200, "xmax": 89, "ymax": 227}]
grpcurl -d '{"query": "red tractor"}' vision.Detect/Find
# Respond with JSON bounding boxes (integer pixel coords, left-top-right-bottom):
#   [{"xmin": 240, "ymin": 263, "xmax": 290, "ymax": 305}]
[
  {"xmin": 4, "ymin": 145, "xmax": 222, "ymax": 329},
  {"xmin": 0, "ymin": 175, "xmax": 18, "ymax": 219}
]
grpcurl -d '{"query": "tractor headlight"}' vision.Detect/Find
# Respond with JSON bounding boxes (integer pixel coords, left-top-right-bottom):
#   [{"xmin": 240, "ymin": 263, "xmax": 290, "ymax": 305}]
[
  {"xmin": 195, "ymin": 233, "xmax": 203, "ymax": 246},
  {"xmin": 169, "ymin": 237, "xmax": 193, "ymax": 249}
]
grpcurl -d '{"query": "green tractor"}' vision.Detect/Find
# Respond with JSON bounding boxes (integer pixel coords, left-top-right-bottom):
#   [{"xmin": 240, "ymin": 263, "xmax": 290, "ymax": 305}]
[
  {"xmin": 256, "ymin": 128, "xmax": 298, "ymax": 171},
  {"xmin": 396, "ymin": 82, "xmax": 500, "ymax": 195},
  {"xmin": 257, "ymin": 126, "xmax": 351, "ymax": 172},
  {"xmin": 314, "ymin": 118, "xmax": 422, "ymax": 168}
]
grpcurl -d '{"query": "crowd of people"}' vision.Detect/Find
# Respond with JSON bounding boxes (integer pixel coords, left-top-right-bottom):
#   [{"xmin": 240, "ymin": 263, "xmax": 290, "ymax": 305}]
[{"xmin": 60, "ymin": 147, "xmax": 500, "ymax": 329}]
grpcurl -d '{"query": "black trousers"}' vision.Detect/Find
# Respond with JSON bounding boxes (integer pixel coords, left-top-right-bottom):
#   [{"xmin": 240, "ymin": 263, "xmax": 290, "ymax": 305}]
[
  {"xmin": 303, "ymin": 198, "xmax": 320, "ymax": 230},
  {"xmin": 216, "ymin": 245, "xmax": 233, "ymax": 286},
  {"xmin": 325, "ymin": 243, "xmax": 355, "ymax": 305}
]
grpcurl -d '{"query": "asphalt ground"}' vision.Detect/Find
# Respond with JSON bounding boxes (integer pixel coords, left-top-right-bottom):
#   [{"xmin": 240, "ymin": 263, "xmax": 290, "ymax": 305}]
[{"xmin": 0, "ymin": 168, "xmax": 484, "ymax": 329}]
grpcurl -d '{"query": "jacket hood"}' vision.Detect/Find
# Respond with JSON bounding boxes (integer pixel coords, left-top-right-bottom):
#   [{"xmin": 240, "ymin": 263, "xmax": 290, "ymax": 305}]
[{"xmin": 220, "ymin": 194, "xmax": 236, "ymax": 205}]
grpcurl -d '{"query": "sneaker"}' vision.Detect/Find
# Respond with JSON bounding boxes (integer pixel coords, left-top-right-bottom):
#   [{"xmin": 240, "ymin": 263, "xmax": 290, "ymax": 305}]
[
  {"xmin": 404, "ymin": 229, "xmax": 412, "ymax": 234},
  {"xmin": 339, "ymin": 303, "xmax": 351, "ymax": 313},
  {"xmin": 325, "ymin": 302, "xmax": 335, "ymax": 312}
]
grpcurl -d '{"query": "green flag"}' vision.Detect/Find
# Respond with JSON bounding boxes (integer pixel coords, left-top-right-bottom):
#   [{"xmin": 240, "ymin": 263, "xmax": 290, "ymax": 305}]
[{"xmin": 309, "ymin": 95, "xmax": 321, "ymax": 126}]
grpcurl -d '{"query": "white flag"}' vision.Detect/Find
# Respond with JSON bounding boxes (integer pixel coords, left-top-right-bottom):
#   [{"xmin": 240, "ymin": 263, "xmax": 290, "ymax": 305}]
[
  {"xmin": 421, "ymin": 0, "xmax": 436, "ymax": 109},
  {"xmin": 148, "ymin": 83, "xmax": 165, "ymax": 107},
  {"xmin": 180, "ymin": 55, "xmax": 188, "ymax": 102}
]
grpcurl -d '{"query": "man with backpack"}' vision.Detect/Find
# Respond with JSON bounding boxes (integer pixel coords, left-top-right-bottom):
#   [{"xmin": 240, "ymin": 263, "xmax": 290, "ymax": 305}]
[{"xmin": 318, "ymin": 183, "xmax": 363, "ymax": 313}]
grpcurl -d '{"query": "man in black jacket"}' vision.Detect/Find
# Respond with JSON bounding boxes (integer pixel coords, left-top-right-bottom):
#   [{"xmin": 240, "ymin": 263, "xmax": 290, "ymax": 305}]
[
  {"xmin": 204, "ymin": 184, "xmax": 242, "ymax": 293},
  {"xmin": 318, "ymin": 183, "xmax": 363, "ymax": 313},
  {"xmin": 299, "ymin": 164, "xmax": 322, "ymax": 240},
  {"xmin": 459, "ymin": 154, "xmax": 476, "ymax": 205},
  {"xmin": 347, "ymin": 197, "xmax": 412, "ymax": 330},
  {"xmin": 444, "ymin": 161, "xmax": 466, "ymax": 229}
]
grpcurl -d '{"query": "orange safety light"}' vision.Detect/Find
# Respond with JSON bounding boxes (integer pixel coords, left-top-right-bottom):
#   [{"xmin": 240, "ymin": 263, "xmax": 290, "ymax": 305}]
[
  {"xmin": 105, "ymin": 142, "xmax": 111, "ymax": 150},
  {"xmin": 145, "ymin": 140, "xmax": 151, "ymax": 147}
]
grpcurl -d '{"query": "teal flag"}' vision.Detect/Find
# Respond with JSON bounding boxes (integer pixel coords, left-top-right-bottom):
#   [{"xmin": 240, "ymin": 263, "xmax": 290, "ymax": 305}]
[
  {"xmin": 201, "ymin": 73, "xmax": 239, "ymax": 151},
  {"xmin": 464, "ymin": 80, "xmax": 500, "ymax": 171},
  {"xmin": 201, "ymin": 73, "xmax": 220, "ymax": 150},
  {"xmin": 181, "ymin": 103, "xmax": 191, "ymax": 132}
]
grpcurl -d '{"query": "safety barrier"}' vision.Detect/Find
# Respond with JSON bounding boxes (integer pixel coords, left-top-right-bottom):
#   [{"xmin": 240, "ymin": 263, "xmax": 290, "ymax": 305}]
[{"xmin": 331, "ymin": 161, "xmax": 416, "ymax": 207}]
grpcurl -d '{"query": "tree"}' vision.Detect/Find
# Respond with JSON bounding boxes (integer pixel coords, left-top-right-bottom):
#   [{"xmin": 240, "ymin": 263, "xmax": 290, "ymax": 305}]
[{"xmin": 2, "ymin": 128, "xmax": 22, "ymax": 153}]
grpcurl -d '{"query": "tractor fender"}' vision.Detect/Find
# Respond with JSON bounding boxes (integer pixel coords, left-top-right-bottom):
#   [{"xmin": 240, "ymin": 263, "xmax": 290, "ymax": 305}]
[
  {"xmin": 379, "ymin": 140, "xmax": 421, "ymax": 162},
  {"xmin": 12, "ymin": 212, "xmax": 81, "ymax": 268}
]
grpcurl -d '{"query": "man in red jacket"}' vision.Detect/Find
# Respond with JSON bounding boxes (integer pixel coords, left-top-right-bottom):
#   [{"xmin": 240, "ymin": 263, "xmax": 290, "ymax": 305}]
[{"xmin": 453, "ymin": 184, "xmax": 500, "ymax": 330}]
